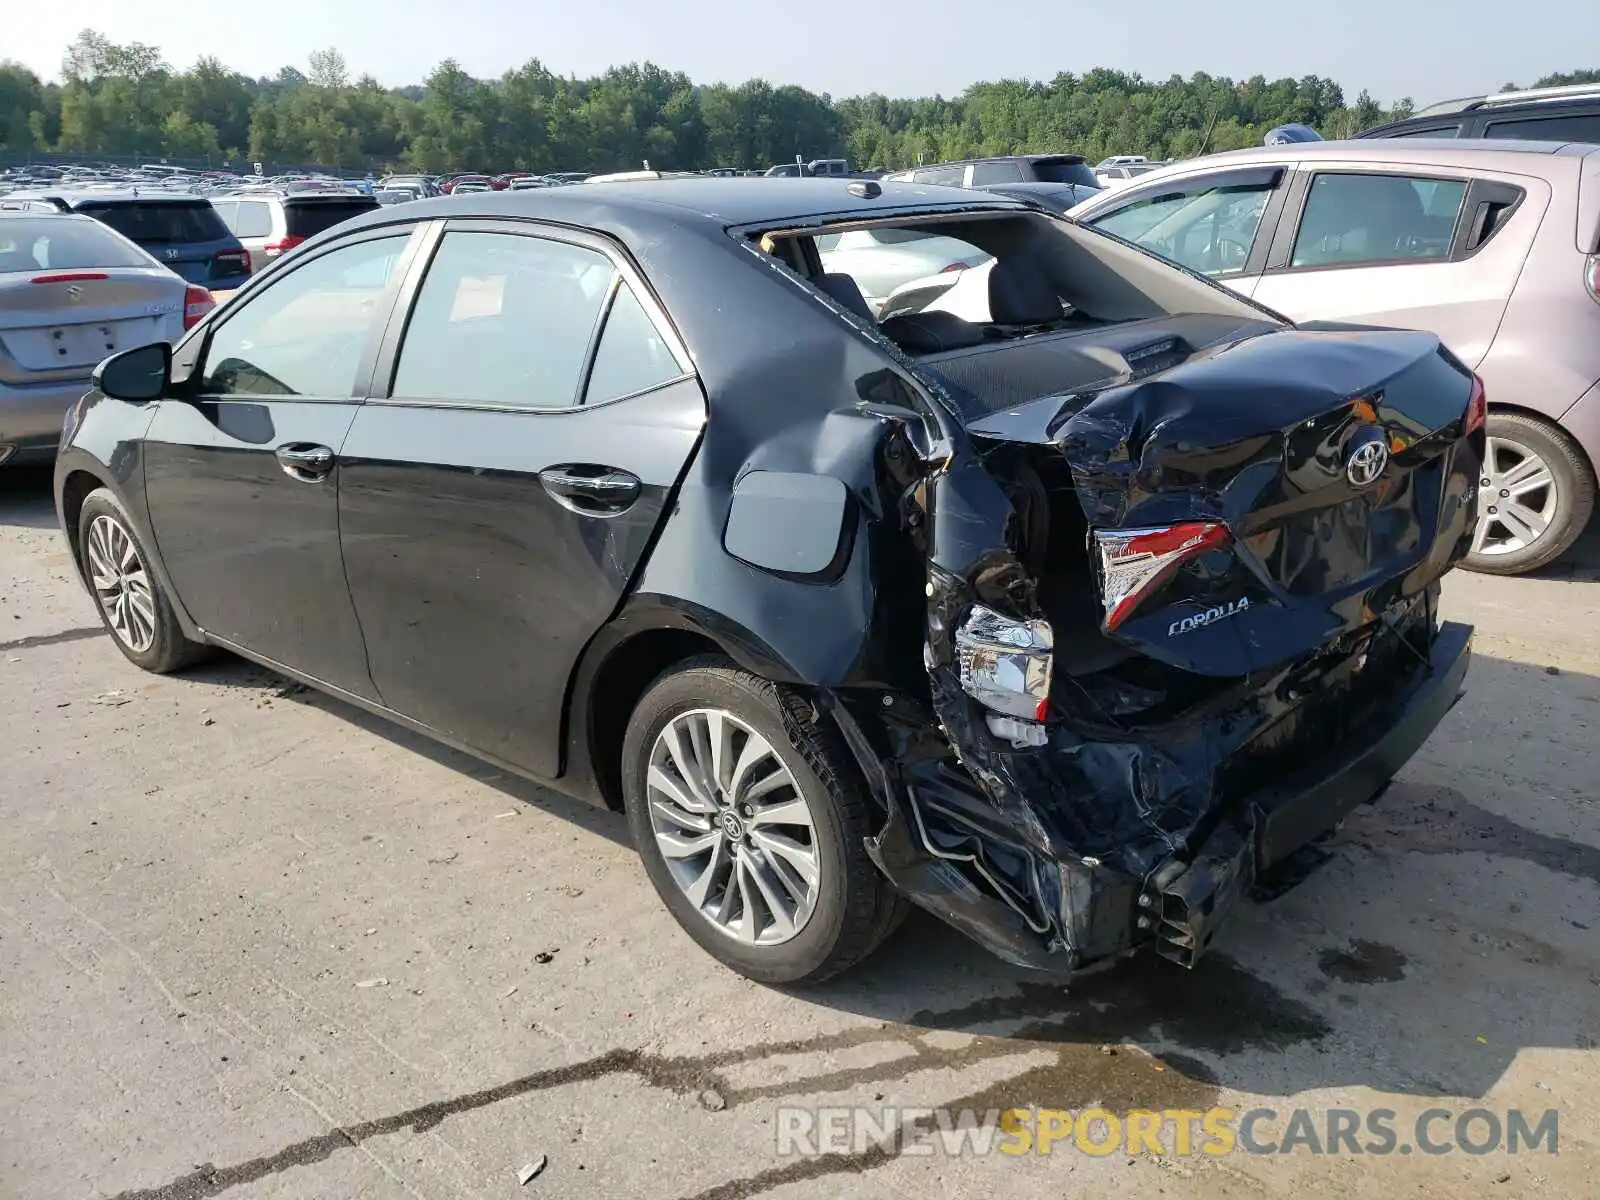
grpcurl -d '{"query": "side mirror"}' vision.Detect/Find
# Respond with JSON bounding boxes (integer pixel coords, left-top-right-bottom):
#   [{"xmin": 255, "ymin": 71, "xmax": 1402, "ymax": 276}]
[{"xmin": 93, "ymin": 342, "xmax": 171, "ymax": 403}]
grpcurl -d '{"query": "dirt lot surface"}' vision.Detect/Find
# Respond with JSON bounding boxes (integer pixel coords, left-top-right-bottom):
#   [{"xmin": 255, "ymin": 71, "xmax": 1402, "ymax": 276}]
[{"xmin": 2, "ymin": 463, "xmax": 1597, "ymax": 1199}]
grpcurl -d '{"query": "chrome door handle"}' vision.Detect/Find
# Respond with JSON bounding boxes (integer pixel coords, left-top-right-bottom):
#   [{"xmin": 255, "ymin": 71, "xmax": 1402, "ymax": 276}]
[
  {"xmin": 539, "ymin": 465, "xmax": 641, "ymax": 513},
  {"xmin": 275, "ymin": 443, "xmax": 335, "ymax": 481}
]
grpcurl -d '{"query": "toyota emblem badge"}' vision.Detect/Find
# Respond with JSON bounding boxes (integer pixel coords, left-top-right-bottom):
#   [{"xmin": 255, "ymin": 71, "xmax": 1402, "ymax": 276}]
[{"xmin": 1345, "ymin": 435, "xmax": 1389, "ymax": 488}]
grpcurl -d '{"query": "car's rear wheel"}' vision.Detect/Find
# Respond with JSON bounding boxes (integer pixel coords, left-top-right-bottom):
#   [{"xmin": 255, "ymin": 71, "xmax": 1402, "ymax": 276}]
[
  {"xmin": 78, "ymin": 488, "xmax": 209, "ymax": 673},
  {"xmin": 621, "ymin": 657, "xmax": 902, "ymax": 984},
  {"xmin": 1465, "ymin": 412, "xmax": 1595, "ymax": 576}
]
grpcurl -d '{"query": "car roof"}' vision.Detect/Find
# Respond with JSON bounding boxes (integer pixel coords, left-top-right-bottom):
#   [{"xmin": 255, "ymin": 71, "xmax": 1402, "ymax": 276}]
[
  {"xmin": 1107, "ymin": 138, "xmax": 1596, "ymax": 179},
  {"xmin": 335, "ymin": 177, "xmax": 1025, "ymax": 238}
]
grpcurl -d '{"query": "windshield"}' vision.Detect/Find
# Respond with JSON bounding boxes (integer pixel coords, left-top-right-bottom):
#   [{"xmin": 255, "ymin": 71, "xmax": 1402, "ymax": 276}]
[
  {"xmin": 1032, "ymin": 159, "xmax": 1100, "ymax": 187},
  {"xmin": 0, "ymin": 217, "xmax": 152, "ymax": 271},
  {"xmin": 77, "ymin": 201, "xmax": 229, "ymax": 245}
]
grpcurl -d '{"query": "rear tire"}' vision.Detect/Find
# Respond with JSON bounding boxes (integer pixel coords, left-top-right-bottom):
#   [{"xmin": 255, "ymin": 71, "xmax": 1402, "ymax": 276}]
[
  {"xmin": 1464, "ymin": 411, "xmax": 1594, "ymax": 576},
  {"xmin": 621, "ymin": 657, "xmax": 899, "ymax": 985},
  {"xmin": 77, "ymin": 488, "xmax": 210, "ymax": 674}
]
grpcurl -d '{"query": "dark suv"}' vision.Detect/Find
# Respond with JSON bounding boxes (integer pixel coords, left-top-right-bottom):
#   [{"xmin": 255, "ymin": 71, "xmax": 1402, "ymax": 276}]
[
  {"xmin": 7, "ymin": 193, "xmax": 251, "ymax": 288},
  {"xmin": 1358, "ymin": 82, "xmax": 1600, "ymax": 143}
]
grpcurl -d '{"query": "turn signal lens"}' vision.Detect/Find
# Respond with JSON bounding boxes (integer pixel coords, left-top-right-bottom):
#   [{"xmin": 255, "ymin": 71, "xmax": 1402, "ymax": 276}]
[
  {"xmin": 1464, "ymin": 374, "xmax": 1486, "ymax": 436},
  {"xmin": 1093, "ymin": 522, "xmax": 1230, "ymax": 632},
  {"xmin": 954, "ymin": 605, "xmax": 1054, "ymax": 723}
]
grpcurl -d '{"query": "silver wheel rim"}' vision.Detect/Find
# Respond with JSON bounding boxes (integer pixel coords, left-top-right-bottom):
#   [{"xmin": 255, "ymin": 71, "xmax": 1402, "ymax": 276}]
[
  {"xmin": 86, "ymin": 514, "xmax": 157, "ymax": 653},
  {"xmin": 1472, "ymin": 436, "xmax": 1559, "ymax": 558},
  {"xmin": 646, "ymin": 708, "xmax": 819, "ymax": 946}
]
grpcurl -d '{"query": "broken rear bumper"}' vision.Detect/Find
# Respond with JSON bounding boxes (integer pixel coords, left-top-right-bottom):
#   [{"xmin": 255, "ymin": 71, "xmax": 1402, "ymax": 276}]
[{"xmin": 859, "ymin": 620, "xmax": 1472, "ymax": 974}]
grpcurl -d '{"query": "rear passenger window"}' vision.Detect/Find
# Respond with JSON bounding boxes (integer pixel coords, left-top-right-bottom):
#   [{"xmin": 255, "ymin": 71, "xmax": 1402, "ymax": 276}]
[
  {"xmin": 913, "ymin": 166, "xmax": 964, "ymax": 185},
  {"xmin": 1482, "ymin": 114, "xmax": 1600, "ymax": 143},
  {"xmin": 392, "ymin": 231, "xmax": 613, "ymax": 408},
  {"xmin": 1290, "ymin": 173, "xmax": 1466, "ymax": 269},
  {"xmin": 585, "ymin": 285, "xmax": 681, "ymax": 402}
]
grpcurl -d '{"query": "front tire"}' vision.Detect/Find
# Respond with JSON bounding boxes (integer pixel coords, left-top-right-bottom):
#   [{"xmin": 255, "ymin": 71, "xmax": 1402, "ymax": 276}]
[
  {"xmin": 621, "ymin": 657, "xmax": 899, "ymax": 984},
  {"xmin": 1465, "ymin": 412, "xmax": 1595, "ymax": 575},
  {"xmin": 77, "ymin": 488, "xmax": 209, "ymax": 673}
]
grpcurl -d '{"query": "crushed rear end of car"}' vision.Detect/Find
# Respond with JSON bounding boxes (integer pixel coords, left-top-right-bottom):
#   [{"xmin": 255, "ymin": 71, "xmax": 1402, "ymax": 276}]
[{"xmin": 845, "ymin": 319, "xmax": 1483, "ymax": 974}]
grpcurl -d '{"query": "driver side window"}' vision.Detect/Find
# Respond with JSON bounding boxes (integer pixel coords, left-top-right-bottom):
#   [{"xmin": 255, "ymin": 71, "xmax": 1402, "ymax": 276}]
[
  {"xmin": 199, "ymin": 236, "xmax": 405, "ymax": 398},
  {"xmin": 1090, "ymin": 182, "xmax": 1273, "ymax": 277}
]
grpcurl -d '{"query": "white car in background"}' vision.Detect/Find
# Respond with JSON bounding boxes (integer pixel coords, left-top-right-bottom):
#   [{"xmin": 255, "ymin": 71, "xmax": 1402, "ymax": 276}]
[{"xmin": 816, "ymin": 227, "xmax": 991, "ymax": 314}]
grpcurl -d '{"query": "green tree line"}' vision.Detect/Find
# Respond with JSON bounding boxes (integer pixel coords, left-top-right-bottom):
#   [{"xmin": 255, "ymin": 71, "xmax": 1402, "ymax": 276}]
[{"xmin": 3, "ymin": 30, "xmax": 1597, "ymax": 173}]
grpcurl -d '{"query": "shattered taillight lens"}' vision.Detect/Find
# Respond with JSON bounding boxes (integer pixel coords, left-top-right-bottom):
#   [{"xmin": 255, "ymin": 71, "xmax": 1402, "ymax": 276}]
[
  {"xmin": 1093, "ymin": 522, "xmax": 1231, "ymax": 632},
  {"xmin": 954, "ymin": 605, "xmax": 1054, "ymax": 722}
]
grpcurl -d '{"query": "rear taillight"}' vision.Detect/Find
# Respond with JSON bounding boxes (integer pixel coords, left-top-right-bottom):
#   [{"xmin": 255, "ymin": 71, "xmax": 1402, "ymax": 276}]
[
  {"xmin": 31, "ymin": 272, "xmax": 109, "ymax": 284},
  {"xmin": 1585, "ymin": 255, "xmax": 1600, "ymax": 305},
  {"xmin": 1093, "ymin": 522, "xmax": 1231, "ymax": 632},
  {"xmin": 941, "ymin": 262, "xmax": 969, "ymax": 273},
  {"xmin": 1465, "ymin": 373, "xmax": 1487, "ymax": 436},
  {"xmin": 183, "ymin": 284, "xmax": 216, "ymax": 330},
  {"xmin": 212, "ymin": 249, "xmax": 251, "ymax": 277},
  {"xmin": 264, "ymin": 234, "xmax": 306, "ymax": 257}
]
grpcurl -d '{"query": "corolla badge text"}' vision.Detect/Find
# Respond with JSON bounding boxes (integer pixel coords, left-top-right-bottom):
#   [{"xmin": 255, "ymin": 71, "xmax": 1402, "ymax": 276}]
[{"xmin": 1168, "ymin": 596, "xmax": 1250, "ymax": 637}]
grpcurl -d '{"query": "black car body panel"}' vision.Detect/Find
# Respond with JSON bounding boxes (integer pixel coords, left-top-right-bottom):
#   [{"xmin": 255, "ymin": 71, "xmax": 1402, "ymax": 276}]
[{"xmin": 55, "ymin": 179, "xmax": 1481, "ymax": 976}]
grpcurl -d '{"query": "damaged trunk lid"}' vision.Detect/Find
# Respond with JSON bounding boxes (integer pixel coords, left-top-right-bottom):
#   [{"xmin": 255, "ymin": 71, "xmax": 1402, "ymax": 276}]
[{"xmin": 963, "ymin": 326, "xmax": 1482, "ymax": 676}]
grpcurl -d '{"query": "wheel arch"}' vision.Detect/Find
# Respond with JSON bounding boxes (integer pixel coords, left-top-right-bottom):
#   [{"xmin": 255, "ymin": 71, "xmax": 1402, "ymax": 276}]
[
  {"xmin": 565, "ymin": 602, "xmax": 805, "ymax": 810},
  {"xmin": 54, "ymin": 450, "xmax": 204, "ymax": 642},
  {"xmin": 58, "ymin": 466, "xmax": 108, "ymax": 579}
]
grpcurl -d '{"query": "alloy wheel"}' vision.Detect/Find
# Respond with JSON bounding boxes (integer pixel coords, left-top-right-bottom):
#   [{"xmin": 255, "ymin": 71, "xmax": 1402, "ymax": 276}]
[
  {"xmin": 645, "ymin": 708, "xmax": 819, "ymax": 946},
  {"xmin": 1472, "ymin": 435, "xmax": 1559, "ymax": 558},
  {"xmin": 85, "ymin": 514, "xmax": 157, "ymax": 653}
]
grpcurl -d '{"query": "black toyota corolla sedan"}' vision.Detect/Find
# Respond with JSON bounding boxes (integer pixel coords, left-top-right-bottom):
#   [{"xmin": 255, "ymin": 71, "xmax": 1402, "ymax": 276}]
[{"xmin": 55, "ymin": 178, "xmax": 1482, "ymax": 985}]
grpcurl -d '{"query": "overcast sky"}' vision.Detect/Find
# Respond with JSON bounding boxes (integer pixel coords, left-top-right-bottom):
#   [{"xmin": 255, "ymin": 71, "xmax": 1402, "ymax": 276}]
[{"xmin": 10, "ymin": 0, "xmax": 1598, "ymax": 106}]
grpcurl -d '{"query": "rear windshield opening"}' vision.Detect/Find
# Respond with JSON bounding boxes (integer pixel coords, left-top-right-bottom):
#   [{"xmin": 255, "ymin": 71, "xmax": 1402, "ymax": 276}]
[
  {"xmin": 285, "ymin": 199, "xmax": 381, "ymax": 239},
  {"xmin": 78, "ymin": 202, "xmax": 229, "ymax": 245},
  {"xmin": 766, "ymin": 210, "xmax": 1269, "ymax": 342},
  {"xmin": 757, "ymin": 210, "xmax": 1280, "ymax": 418}
]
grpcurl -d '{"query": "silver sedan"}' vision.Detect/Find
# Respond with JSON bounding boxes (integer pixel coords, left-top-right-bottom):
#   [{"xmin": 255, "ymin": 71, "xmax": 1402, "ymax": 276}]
[{"xmin": 0, "ymin": 212, "xmax": 209, "ymax": 466}]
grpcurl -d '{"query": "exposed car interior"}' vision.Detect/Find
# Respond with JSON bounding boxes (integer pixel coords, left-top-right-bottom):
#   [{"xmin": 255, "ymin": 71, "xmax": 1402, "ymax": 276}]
[{"xmin": 760, "ymin": 210, "xmax": 1280, "ymax": 415}]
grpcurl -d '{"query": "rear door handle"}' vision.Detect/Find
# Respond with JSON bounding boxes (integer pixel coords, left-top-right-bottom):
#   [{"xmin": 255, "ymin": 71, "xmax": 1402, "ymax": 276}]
[
  {"xmin": 539, "ymin": 465, "xmax": 641, "ymax": 514},
  {"xmin": 276, "ymin": 442, "xmax": 335, "ymax": 482}
]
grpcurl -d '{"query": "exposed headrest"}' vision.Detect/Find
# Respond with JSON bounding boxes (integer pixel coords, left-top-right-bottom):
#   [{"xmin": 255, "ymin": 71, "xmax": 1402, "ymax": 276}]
[
  {"xmin": 878, "ymin": 310, "xmax": 987, "ymax": 354},
  {"xmin": 987, "ymin": 258, "xmax": 1062, "ymax": 325},
  {"xmin": 814, "ymin": 272, "xmax": 874, "ymax": 321}
]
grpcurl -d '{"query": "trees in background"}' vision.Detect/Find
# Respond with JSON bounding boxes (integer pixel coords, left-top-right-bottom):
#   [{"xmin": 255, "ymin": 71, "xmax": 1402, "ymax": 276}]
[{"xmin": 2, "ymin": 30, "xmax": 1592, "ymax": 171}]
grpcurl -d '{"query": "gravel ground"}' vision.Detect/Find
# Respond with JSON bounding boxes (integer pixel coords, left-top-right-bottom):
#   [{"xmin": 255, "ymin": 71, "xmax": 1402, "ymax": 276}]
[{"xmin": 2, "ymin": 463, "xmax": 1596, "ymax": 1199}]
